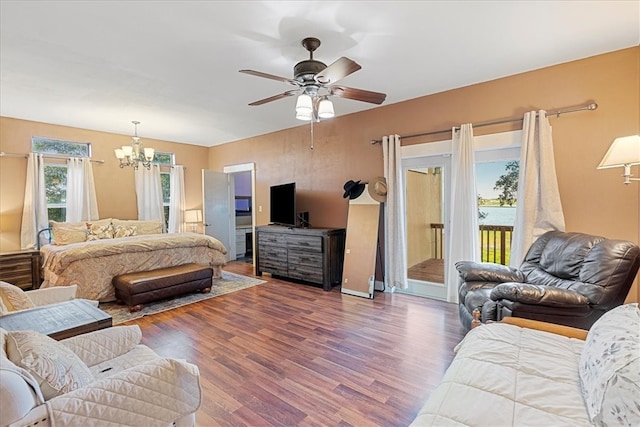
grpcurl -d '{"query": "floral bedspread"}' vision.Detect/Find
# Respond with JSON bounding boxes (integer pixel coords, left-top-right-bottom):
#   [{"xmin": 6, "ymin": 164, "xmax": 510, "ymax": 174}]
[{"xmin": 40, "ymin": 233, "xmax": 227, "ymax": 302}]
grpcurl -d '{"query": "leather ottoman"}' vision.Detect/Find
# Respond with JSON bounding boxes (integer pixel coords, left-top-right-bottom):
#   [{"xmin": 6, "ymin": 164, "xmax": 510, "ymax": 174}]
[{"xmin": 113, "ymin": 263, "xmax": 213, "ymax": 312}]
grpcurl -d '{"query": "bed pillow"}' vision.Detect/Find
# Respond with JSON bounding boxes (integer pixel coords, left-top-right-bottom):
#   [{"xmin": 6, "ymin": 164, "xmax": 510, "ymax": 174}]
[
  {"xmin": 0, "ymin": 281, "xmax": 34, "ymax": 313},
  {"xmin": 112, "ymin": 219, "xmax": 164, "ymax": 235},
  {"xmin": 5, "ymin": 330, "xmax": 93, "ymax": 400},
  {"xmin": 113, "ymin": 225, "xmax": 137, "ymax": 238},
  {"xmin": 579, "ymin": 303, "xmax": 640, "ymax": 426},
  {"xmin": 49, "ymin": 220, "xmax": 87, "ymax": 245},
  {"xmin": 86, "ymin": 222, "xmax": 114, "ymax": 240}
]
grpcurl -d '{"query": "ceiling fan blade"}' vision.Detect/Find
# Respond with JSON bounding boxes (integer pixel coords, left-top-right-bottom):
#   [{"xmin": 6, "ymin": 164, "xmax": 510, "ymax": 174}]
[
  {"xmin": 239, "ymin": 69, "xmax": 298, "ymax": 86},
  {"xmin": 248, "ymin": 90, "xmax": 298, "ymax": 106},
  {"xmin": 315, "ymin": 57, "xmax": 361, "ymax": 84},
  {"xmin": 329, "ymin": 85, "xmax": 387, "ymax": 105}
]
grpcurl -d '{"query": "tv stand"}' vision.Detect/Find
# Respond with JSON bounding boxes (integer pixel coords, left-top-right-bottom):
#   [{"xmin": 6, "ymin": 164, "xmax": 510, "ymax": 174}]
[{"xmin": 256, "ymin": 225, "xmax": 345, "ymax": 291}]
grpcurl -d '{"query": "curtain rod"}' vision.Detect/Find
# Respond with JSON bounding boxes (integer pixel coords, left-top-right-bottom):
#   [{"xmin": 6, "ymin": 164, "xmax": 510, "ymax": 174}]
[
  {"xmin": 0, "ymin": 151, "xmax": 105, "ymax": 163},
  {"xmin": 370, "ymin": 102, "xmax": 598, "ymax": 145},
  {"xmin": 0, "ymin": 152, "xmax": 186, "ymax": 169}
]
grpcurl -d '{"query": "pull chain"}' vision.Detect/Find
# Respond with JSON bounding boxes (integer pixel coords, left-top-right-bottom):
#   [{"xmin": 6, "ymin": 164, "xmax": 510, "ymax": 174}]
[{"xmin": 310, "ymin": 118, "xmax": 314, "ymax": 150}]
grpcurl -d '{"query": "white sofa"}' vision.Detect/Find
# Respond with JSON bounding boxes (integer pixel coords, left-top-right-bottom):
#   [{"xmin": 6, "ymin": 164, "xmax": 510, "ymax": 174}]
[
  {"xmin": 411, "ymin": 303, "xmax": 640, "ymax": 426},
  {"xmin": 0, "ymin": 325, "xmax": 201, "ymax": 427}
]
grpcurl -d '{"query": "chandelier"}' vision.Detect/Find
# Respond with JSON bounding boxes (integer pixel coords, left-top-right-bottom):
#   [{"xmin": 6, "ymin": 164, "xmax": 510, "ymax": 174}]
[{"xmin": 114, "ymin": 121, "xmax": 155, "ymax": 170}]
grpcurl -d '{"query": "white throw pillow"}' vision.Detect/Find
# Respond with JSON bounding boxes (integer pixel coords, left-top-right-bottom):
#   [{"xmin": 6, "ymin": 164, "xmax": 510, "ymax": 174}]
[
  {"xmin": 49, "ymin": 220, "xmax": 87, "ymax": 245},
  {"xmin": 5, "ymin": 330, "xmax": 93, "ymax": 400},
  {"xmin": 579, "ymin": 303, "xmax": 640, "ymax": 426},
  {"xmin": 0, "ymin": 281, "xmax": 34, "ymax": 313}
]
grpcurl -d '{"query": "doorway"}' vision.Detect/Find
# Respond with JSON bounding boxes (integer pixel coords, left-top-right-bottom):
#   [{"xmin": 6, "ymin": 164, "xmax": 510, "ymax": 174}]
[{"xmin": 202, "ymin": 163, "xmax": 256, "ymax": 264}]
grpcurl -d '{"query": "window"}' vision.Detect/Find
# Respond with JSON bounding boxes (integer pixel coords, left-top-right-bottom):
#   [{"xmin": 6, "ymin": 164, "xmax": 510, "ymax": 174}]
[
  {"xmin": 154, "ymin": 152, "xmax": 175, "ymax": 228},
  {"xmin": 32, "ymin": 137, "xmax": 91, "ymax": 222}
]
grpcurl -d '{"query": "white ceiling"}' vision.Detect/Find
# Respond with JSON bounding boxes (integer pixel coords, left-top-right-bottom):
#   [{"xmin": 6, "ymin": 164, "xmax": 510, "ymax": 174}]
[{"xmin": 1, "ymin": 1, "xmax": 638, "ymax": 147}]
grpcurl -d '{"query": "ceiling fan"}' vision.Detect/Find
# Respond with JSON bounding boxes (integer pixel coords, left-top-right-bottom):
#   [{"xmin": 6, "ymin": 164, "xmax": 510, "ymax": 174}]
[{"xmin": 240, "ymin": 37, "xmax": 386, "ymax": 121}]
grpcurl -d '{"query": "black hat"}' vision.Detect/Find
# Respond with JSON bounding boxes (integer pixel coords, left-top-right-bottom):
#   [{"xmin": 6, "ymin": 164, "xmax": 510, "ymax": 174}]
[{"xmin": 343, "ymin": 180, "xmax": 365, "ymax": 200}]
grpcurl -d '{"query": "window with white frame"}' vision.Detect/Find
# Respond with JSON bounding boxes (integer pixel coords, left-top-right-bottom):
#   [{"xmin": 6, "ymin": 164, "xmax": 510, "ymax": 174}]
[
  {"xmin": 154, "ymin": 152, "xmax": 175, "ymax": 227},
  {"xmin": 32, "ymin": 137, "xmax": 91, "ymax": 222}
]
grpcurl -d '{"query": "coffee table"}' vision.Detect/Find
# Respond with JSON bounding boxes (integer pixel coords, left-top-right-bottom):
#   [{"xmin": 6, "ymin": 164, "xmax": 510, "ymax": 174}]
[{"xmin": 0, "ymin": 299, "xmax": 112, "ymax": 340}]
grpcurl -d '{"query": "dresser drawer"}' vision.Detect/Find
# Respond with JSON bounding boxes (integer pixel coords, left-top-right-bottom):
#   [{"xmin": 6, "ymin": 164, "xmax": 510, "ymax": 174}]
[
  {"xmin": 287, "ymin": 263, "xmax": 323, "ymax": 284},
  {"xmin": 287, "ymin": 235, "xmax": 322, "ymax": 252},
  {"xmin": 0, "ymin": 251, "xmax": 41, "ymax": 290},
  {"xmin": 258, "ymin": 232, "xmax": 287, "ymax": 246}
]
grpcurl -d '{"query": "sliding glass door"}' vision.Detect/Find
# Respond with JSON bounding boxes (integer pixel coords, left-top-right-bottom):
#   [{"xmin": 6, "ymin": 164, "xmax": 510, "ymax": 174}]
[{"xmin": 399, "ymin": 155, "xmax": 450, "ymax": 300}]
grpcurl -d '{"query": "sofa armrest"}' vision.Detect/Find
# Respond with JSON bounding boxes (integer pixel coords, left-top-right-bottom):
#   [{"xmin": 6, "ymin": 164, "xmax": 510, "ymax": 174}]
[
  {"xmin": 501, "ymin": 316, "xmax": 588, "ymax": 340},
  {"xmin": 24, "ymin": 285, "xmax": 77, "ymax": 307},
  {"xmin": 490, "ymin": 282, "xmax": 590, "ymax": 306},
  {"xmin": 45, "ymin": 358, "xmax": 201, "ymax": 426},
  {"xmin": 61, "ymin": 326, "xmax": 142, "ymax": 367},
  {"xmin": 455, "ymin": 261, "xmax": 524, "ymax": 283}
]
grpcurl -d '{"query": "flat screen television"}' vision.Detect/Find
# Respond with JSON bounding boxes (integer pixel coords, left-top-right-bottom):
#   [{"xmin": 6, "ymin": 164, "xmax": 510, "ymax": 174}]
[{"xmin": 270, "ymin": 182, "xmax": 296, "ymax": 226}]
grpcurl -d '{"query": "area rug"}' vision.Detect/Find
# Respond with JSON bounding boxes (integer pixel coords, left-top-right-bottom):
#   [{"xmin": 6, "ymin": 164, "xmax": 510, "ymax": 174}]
[{"xmin": 99, "ymin": 271, "xmax": 266, "ymax": 325}]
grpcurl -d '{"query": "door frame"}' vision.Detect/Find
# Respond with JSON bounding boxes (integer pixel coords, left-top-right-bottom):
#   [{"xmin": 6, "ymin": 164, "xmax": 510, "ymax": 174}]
[{"xmin": 223, "ymin": 163, "xmax": 256, "ymax": 267}]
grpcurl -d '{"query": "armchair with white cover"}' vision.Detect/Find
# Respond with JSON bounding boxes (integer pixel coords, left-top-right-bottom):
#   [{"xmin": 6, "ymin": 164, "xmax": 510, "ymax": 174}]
[
  {"xmin": 0, "ymin": 325, "xmax": 201, "ymax": 427},
  {"xmin": 0, "ymin": 281, "xmax": 89, "ymax": 315}
]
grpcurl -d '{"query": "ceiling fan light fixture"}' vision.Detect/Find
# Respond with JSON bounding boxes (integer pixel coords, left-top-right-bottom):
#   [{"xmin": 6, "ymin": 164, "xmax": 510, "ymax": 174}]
[
  {"xmin": 318, "ymin": 98, "xmax": 335, "ymax": 119},
  {"xmin": 295, "ymin": 94, "xmax": 312, "ymax": 113},
  {"xmin": 296, "ymin": 108, "xmax": 312, "ymax": 121}
]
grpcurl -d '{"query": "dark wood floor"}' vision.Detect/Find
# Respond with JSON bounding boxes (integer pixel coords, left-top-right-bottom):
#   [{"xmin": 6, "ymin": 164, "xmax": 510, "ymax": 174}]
[
  {"xmin": 407, "ymin": 258, "xmax": 445, "ymax": 283},
  {"xmin": 128, "ymin": 262, "xmax": 466, "ymax": 427}
]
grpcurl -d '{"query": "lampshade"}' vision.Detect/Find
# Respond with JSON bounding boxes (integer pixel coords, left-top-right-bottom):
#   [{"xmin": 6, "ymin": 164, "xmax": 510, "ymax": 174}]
[
  {"xmin": 295, "ymin": 94, "xmax": 312, "ymax": 113},
  {"xmin": 185, "ymin": 209, "xmax": 202, "ymax": 223},
  {"xmin": 597, "ymin": 135, "xmax": 640, "ymax": 168},
  {"xmin": 317, "ymin": 98, "xmax": 335, "ymax": 119},
  {"xmin": 296, "ymin": 109, "xmax": 312, "ymax": 121}
]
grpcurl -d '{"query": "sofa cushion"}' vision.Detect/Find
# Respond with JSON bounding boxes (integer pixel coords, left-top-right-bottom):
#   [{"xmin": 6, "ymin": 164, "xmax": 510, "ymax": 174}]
[
  {"xmin": 411, "ymin": 322, "xmax": 588, "ymax": 425},
  {"xmin": 0, "ymin": 355, "xmax": 44, "ymax": 427},
  {"xmin": 5, "ymin": 330, "xmax": 93, "ymax": 400},
  {"xmin": 0, "ymin": 281, "xmax": 35, "ymax": 313},
  {"xmin": 579, "ymin": 303, "xmax": 640, "ymax": 425}
]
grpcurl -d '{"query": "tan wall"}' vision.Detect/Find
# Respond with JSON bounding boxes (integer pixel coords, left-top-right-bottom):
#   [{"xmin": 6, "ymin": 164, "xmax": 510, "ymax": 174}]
[
  {"xmin": 209, "ymin": 47, "xmax": 640, "ymax": 301},
  {"xmin": 0, "ymin": 118, "xmax": 209, "ymax": 251}
]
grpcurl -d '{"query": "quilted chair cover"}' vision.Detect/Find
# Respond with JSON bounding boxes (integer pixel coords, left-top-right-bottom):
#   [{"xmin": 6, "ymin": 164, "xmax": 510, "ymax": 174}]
[{"xmin": 1, "ymin": 325, "xmax": 201, "ymax": 427}]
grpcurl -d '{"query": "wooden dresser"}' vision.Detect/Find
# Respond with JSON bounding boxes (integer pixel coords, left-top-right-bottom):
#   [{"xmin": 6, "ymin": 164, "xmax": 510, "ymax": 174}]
[
  {"xmin": 0, "ymin": 250, "xmax": 42, "ymax": 290},
  {"xmin": 256, "ymin": 226, "xmax": 345, "ymax": 291}
]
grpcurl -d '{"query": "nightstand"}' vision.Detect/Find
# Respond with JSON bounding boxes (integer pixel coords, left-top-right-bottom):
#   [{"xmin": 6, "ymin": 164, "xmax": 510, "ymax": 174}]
[{"xmin": 0, "ymin": 250, "xmax": 42, "ymax": 290}]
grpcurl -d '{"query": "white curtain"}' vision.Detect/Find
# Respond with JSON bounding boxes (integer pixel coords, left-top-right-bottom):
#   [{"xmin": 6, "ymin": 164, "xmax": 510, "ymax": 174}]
[
  {"xmin": 20, "ymin": 153, "xmax": 48, "ymax": 249},
  {"xmin": 446, "ymin": 124, "xmax": 480, "ymax": 303},
  {"xmin": 510, "ymin": 110, "xmax": 565, "ymax": 267},
  {"xmin": 382, "ymin": 134, "xmax": 408, "ymax": 290},
  {"xmin": 167, "ymin": 165, "xmax": 186, "ymax": 233},
  {"xmin": 134, "ymin": 164, "xmax": 164, "ymax": 223},
  {"xmin": 66, "ymin": 157, "xmax": 99, "ymax": 223}
]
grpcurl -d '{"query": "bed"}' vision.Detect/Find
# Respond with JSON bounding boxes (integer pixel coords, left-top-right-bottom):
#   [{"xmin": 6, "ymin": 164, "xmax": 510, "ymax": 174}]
[{"xmin": 40, "ymin": 221, "xmax": 227, "ymax": 302}]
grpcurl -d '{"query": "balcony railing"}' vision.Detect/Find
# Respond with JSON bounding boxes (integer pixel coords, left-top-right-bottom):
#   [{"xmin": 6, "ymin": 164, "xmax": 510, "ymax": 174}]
[{"xmin": 429, "ymin": 223, "xmax": 514, "ymax": 265}]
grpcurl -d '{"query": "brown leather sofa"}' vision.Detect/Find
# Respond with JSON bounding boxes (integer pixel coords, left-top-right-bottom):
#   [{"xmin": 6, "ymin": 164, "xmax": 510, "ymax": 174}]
[{"xmin": 457, "ymin": 230, "xmax": 640, "ymax": 331}]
